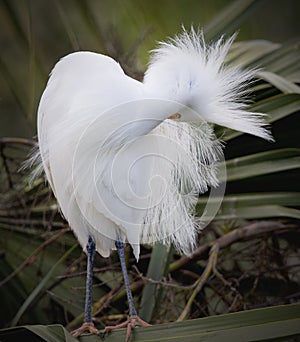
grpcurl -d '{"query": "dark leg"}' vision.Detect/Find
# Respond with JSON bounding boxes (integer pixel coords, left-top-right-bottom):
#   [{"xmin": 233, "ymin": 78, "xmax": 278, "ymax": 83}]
[
  {"xmin": 103, "ymin": 239, "xmax": 150, "ymax": 342},
  {"xmin": 115, "ymin": 239, "xmax": 137, "ymax": 316},
  {"xmin": 71, "ymin": 236, "xmax": 99, "ymax": 337},
  {"xmin": 84, "ymin": 236, "xmax": 96, "ymax": 323}
]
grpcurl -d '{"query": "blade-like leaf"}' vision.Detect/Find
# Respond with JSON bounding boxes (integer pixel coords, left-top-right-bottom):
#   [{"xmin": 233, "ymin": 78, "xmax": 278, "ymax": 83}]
[
  {"xmin": 257, "ymin": 71, "xmax": 300, "ymax": 94},
  {"xmin": 0, "ymin": 324, "xmax": 77, "ymax": 342},
  {"xmin": 11, "ymin": 244, "xmax": 78, "ymax": 326},
  {"xmin": 226, "ymin": 148, "xmax": 300, "ymax": 167},
  {"xmin": 227, "ymin": 157, "xmax": 300, "ymax": 182},
  {"xmin": 221, "ymin": 94, "xmax": 300, "ymax": 141},
  {"xmin": 228, "ymin": 38, "xmax": 300, "ymax": 82},
  {"xmin": 247, "ymin": 38, "xmax": 300, "ymax": 79},
  {"xmin": 215, "ymin": 205, "xmax": 300, "ymax": 220},
  {"xmin": 198, "ymin": 192, "xmax": 300, "ymax": 209},
  {"xmin": 226, "ymin": 40, "xmax": 280, "ymax": 67},
  {"xmin": 224, "ymin": 148, "xmax": 300, "ymax": 181},
  {"xmin": 139, "ymin": 243, "xmax": 172, "ymax": 322},
  {"xmin": 252, "ymin": 94, "xmax": 300, "ymax": 122},
  {"xmin": 27, "ymin": 325, "xmax": 76, "ymax": 342},
  {"xmin": 204, "ymin": 0, "xmax": 260, "ymax": 41},
  {"xmin": 1, "ymin": 303, "xmax": 299, "ymax": 341}
]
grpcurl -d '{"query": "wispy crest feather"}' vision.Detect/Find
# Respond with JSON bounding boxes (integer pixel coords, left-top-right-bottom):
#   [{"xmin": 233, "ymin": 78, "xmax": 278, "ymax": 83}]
[{"xmin": 144, "ymin": 27, "xmax": 273, "ymax": 141}]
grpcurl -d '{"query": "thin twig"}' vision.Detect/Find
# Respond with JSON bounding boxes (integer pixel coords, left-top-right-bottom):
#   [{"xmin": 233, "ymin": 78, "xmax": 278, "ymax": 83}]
[
  {"xmin": 0, "ymin": 137, "xmax": 37, "ymax": 147},
  {"xmin": 132, "ymin": 265, "xmax": 195, "ymax": 290},
  {"xmin": 66, "ymin": 286, "xmax": 121, "ymax": 329},
  {"xmin": 0, "ymin": 227, "xmax": 70, "ymax": 287},
  {"xmin": 170, "ymin": 221, "xmax": 288, "ymax": 272},
  {"xmin": 176, "ymin": 243, "xmax": 219, "ymax": 322}
]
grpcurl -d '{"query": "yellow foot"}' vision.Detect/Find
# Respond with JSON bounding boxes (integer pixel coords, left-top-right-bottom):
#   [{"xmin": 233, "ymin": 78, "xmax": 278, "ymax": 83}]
[
  {"xmin": 70, "ymin": 322, "xmax": 99, "ymax": 338},
  {"xmin": 104, "ymin": 315, "xmax": 151, "ymax": 342}
]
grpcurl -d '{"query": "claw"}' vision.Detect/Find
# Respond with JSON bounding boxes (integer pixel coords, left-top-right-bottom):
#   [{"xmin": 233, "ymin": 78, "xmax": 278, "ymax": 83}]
[
  {"xmin": 70, "ymin": 322, "xmax": 99, "ymax": 338},
  {"xmin": 103, "ymin": 315, "xmax": 151, "ymax": 342}
]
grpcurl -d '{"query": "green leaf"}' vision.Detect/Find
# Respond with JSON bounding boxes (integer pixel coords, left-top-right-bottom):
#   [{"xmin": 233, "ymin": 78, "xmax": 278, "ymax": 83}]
[
  {"xmin": 224, "ymin": 148, "xmax": 300, "ymax": 181},
  {"xmin": 1, "ymin": 303, "xmax": 299, "ymax": 341},
  {"xmin": 197, "ymin": 192, "xmax": 300, "ymax": 220},
  {"xmin": 248, "ymin": 38, "xmax": 300, "ymax": 79},
  {"xmin": 226, "ymin": 40, "xmax": 280, "ymax": 67},
  {"xmin": 27, "ymin": 325, "xmax": 77, "ymax": 342},
  {"xmin": 226, "ymin": 148, "xmax": 300, "ymax": 167},
  {"xmin": 221, "ymin": 94, "xmax": 300, "ymax": 141},
  {"xmin": 226, "ymin": 157, "xmax": 300, "ymax": 181},
  {"xmin": 215, "ymin": 205, "xmax": 300, "ymax": 220},
  {"xmin": 204, "ymin": 0, "xmax": 260, "ymax": 41},
  {"xmin": 257, "ymin": 71, "xmax": 300, "ymax": 94},
  {"xmin": 11, "ymin": 244, "xmax": 78, "ymax": 326},
  {"xmin": 0, "ymin": 324, "xmax": 77, "ymax": 342},
  {"xmin": 249, "ymin": 93, "xmax": 300, "ymax": 123},
  {"xmin": 226, "ymin": 38, "xmax": 300, "ymax": 82},
  {"xmin": 217, "ymin": 192, "xmax": 300, "ymax": 207},
  {"xmin": 0, "ymin": 256, "xmax": 29, "ymax": 322},
  {"xmin": 139, "ymin": 243, "xmax": 172, "ymax": 322},
  {"xmin": 198, "ymin": 192, "xmax": 300, "ymax": 212}
]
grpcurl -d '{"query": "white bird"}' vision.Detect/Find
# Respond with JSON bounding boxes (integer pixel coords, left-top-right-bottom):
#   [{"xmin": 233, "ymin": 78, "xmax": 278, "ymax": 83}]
[{"xmin": 32, "ymin": 28, "xmax": 272, "ymax": 339}]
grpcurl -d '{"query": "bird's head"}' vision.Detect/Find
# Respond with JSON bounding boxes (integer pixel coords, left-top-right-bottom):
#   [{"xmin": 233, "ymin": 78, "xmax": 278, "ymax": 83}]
[{"xmin": 144, "ymin": 28, "xmax": 273, "ymax": 141}]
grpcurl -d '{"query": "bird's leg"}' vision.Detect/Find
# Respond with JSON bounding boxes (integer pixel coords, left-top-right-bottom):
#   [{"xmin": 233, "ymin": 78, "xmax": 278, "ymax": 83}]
[
  {"xmin": 117, "ymin": 239, "xmax": 137, "ymax": 317},
  {"xmin": 103, "ymin": 239, "xmax": 151, "ymax": 341},
  {"xmin": 71, "ymin": 236, "xmax": 99, "ymax": 337}
]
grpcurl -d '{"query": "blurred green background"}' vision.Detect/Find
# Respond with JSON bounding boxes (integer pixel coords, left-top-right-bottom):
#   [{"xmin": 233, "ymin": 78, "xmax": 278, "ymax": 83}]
[
  {"xmin": 0, "ymin": 0, "xmax": 299, "ymax": 138},
  {"xmin": 0, "ymin": 0, "xmax": 300, "ymax": 336}
]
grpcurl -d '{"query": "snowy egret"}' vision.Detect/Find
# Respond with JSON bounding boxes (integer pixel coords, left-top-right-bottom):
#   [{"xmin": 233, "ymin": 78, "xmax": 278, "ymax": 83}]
[{"xmin": 32, "ymin": 28, "xmax": 272, "ymax": 339}]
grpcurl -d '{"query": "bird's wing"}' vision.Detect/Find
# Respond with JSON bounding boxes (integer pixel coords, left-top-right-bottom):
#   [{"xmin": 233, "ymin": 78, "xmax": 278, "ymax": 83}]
[{"xmin": 37, "ymin": 51, "xmax": 146, "ymax": 257}]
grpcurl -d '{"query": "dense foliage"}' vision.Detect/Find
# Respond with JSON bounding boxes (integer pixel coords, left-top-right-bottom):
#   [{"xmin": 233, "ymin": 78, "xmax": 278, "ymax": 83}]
[{"xmin": 0, "ymin": 0, "xmax": 299, "ymax": 334}]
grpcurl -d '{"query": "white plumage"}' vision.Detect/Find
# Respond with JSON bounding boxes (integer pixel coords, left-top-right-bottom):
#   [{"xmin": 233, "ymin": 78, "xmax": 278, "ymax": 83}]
[{"xmin": 35, "ymin": 28, "xmax": 272, "ymax": 261}]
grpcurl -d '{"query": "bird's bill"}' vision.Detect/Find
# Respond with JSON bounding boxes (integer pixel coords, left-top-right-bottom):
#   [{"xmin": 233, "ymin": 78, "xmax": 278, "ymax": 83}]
[{"xmin": 167, "ymin": 113, "xmax": 181, "ymax": 120}]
